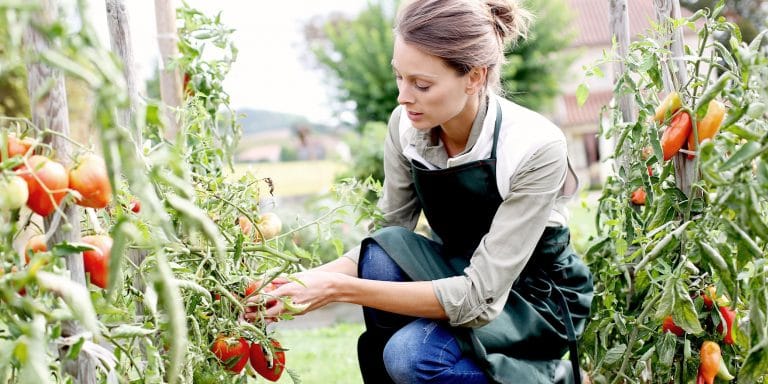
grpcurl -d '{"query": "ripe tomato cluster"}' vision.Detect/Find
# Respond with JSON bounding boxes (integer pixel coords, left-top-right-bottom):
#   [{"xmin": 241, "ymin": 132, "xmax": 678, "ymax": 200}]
[
  {"xmin": 655, "ymin": 92, "xmax": 727, "ymax": 162},
  {"xmin": 2, "ymin": 133, "xmax": 116, "ymax": 289},
  {"xmin": 210, "ymin": 335, "xmax": 286, "ymax": 381},
  {"xmin": 630, "ymin": 93, "xmax": 728, "ymax": 207}
]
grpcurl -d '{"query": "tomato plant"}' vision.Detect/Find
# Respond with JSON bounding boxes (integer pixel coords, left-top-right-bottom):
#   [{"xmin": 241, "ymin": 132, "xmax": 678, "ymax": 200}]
[
  {"xmin": 581, "ymin": 4, "xmax": 768, "ymax": 383},
  {"xmin": 0, "ymin": 2, "xmax": 378, "ymax": 383}
]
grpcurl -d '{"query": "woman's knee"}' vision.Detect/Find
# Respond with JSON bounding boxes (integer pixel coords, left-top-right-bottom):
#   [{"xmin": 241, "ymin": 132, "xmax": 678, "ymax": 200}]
[
  {"xmin": 383, "ymin": 319, "xmax": 488, "ymax": 384},
  {"xmin": 359, "ymin": 242, "xmax": 408, "ymax": 282}
]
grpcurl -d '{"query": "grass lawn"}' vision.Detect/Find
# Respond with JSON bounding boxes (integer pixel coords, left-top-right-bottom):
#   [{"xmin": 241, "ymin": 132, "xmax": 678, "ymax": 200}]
[{"xmin": 274, "ymin": 323, "xmax": 365, "ymax": 384}]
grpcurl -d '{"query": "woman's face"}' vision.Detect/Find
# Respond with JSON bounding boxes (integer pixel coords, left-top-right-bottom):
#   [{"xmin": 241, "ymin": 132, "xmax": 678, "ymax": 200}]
[{"xmin": 392, "ymin": 36, "xmax": 475, "ymax": 130}]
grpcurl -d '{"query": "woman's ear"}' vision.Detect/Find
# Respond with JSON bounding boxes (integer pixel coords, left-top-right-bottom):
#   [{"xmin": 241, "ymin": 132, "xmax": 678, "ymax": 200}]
[{"xmin": 466, "ymin": 67, "xmax": 488, "ymax": 95}]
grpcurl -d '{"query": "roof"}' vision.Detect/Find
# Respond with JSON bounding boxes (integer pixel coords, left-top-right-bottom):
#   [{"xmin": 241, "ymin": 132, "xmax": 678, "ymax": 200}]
[
  {"xmin": 568, "ymin": 0, "xmax": 693, "ymax": 47},
  {"xmin": 562, "ymin": 89, "xmax": 614, "ymax": 129}
]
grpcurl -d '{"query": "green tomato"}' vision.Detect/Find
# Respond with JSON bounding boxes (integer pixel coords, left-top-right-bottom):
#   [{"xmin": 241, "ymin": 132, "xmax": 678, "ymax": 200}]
[{"xmin": 0, "ymin": 175, "xmax": 28, "ymax": 211}]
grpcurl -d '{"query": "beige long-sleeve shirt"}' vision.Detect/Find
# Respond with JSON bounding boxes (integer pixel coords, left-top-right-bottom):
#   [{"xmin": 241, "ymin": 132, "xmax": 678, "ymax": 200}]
[{"xmin": 344, "ymin": 94, "xmax": 578, "ymax": 328}]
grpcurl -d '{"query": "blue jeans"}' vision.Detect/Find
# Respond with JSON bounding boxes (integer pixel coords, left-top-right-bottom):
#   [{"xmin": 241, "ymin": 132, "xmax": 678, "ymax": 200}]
[{"xmin": 357, "ymin": 242, "xmax": 489, "ymax": 384}]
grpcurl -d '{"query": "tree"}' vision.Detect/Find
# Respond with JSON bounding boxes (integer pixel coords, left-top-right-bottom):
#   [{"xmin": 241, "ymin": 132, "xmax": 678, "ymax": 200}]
[
  {"xmin": 500, "ymin": 0, "xmax": 576, "ymax": 112},
  {"xmin": 304, "ymin": 1, "xmax": 398, "ymax": 131}
]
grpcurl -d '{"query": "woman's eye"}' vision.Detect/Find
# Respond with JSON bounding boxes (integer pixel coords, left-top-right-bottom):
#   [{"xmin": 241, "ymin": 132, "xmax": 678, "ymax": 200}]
[{"xmin": 415, "ymin": 83, "xmax": 430, "ymax": 91}]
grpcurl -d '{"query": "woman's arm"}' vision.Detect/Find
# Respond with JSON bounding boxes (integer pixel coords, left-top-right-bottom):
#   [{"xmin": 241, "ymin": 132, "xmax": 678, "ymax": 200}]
[{"xmin": 253, "ymin": 271, "xmax": 448, "ymax": 321}]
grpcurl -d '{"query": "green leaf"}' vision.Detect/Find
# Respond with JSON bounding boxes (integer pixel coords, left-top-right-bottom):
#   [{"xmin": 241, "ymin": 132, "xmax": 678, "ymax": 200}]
[
  {"xmin": 110, "ymin": 325, "xmax": 156, "ymax": 339},
  {"xmin": 35, "ymin": 272, "xmax": 100, "ymax": 338},
  {"xmin": 576, "ymin": 83, "xmax": 590, "ymax": 107},
  {"xmin": 153, "ymin": 251, "xmax": 188, "ymax": 384},
  {"xmin": 656, "ymin": 275, "xmax": 676, "ymax": 319},
  {"xmin": 657, "ymin": 333, "xmax": 676, "ymax": 368},
  {"xmin": 720, "ymin": 142, "xmax": 764, "ymax": 171},
  {"xmin": 672, "ymin": 282, "xmax": 704, "ymax": 335},
  {"xmin": 50, "ymin": 242, "xmax": 95, "ymax": 258},
  {"xmin": 332, "ymin": 238, "xmax": 344, "ymax": 258},
  {"xmin": 65, "ymin": 337, "xmax": 85, "ymax": 360},
  {"xmin": 107, "ymin": 218, "xmax": 131, "ymax": 300},
  {"xmin": 739, "ymin": 341, "xmax": 768, "ymax": 382},
  {"xmin": 603, "ymin": 344, "xmax": 627, "ymax": 365}
]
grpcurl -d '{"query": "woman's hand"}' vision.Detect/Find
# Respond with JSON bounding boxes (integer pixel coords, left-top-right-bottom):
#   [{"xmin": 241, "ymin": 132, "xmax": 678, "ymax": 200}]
[{"xmin": 243, "ymin": 271, "xmax": 349, "ymax": 323}]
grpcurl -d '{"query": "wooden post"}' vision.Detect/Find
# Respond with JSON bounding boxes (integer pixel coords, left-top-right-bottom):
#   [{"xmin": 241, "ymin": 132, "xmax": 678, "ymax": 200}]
[
  {"xmin": 609, "ymin": 0, "xmax": 640, "ymax": 307},
  {"xmin": 154, "ymin": 0, "xmax": 182, "ymax": 140},
  {"xmin": 609, "ymin": 0, "xmax": 638, "ymax": 168},
  {"xmin": 105, "ymin": 0, "xmax": 141, "ymax": 145},
  {"xmin": 104, "ymin": 0, "xmax": 147, "ymax": 322},
  {"xmin": 23, "ymin": 0, "xmax": 96, "ymax": 382},
  {"xmin": 653, "ymin": 0, "xmax": 696, "ymax": 197}
]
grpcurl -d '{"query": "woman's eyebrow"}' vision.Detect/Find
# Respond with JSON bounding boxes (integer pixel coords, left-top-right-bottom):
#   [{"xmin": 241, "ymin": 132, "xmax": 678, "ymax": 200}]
[{"xmin": 391, "ymin": 64, "xmax": 439, "ymax": 79}]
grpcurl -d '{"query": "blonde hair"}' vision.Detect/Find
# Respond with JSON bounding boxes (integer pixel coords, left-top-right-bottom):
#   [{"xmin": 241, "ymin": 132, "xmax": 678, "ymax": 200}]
[{"xmin": 394, "ymin": 0, "xmax": 532, "ymax": 94}]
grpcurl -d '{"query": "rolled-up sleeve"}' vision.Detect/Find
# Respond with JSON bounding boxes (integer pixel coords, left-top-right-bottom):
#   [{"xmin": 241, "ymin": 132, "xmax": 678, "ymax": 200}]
[
  {"xmin": 432, "ymin": 140, "xmax": 568, "ymax": 328},
  {"xmin": 342, "ymin": 107, "xmax": 421, "ymax": 264}
]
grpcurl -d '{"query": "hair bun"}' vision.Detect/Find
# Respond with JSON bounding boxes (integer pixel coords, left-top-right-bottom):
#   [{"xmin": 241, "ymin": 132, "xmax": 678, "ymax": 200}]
[{"xmin": 486, "ymin": 0, "xmax": 532, "ymax": 42}]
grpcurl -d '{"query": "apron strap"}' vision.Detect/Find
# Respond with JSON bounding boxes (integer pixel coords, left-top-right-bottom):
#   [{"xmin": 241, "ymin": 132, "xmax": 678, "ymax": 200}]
[
  {"xmin": 490, "ymin": 99, "xmax": 502, "ymax": 159},
  {"xmin": 550, "ymin": 280, "xmax": 582, "ymax": 384}
]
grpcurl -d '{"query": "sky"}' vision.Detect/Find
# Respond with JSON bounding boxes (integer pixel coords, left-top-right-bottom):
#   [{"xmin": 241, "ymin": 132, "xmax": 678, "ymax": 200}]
[{"xmin": 85, "ymin": 1, "xmax": 367, "ymax": 124}]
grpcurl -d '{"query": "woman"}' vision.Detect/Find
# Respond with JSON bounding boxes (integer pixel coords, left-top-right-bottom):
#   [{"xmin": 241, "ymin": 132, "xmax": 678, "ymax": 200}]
[{"xmin": 245, "ymin": 0, "xmax": 593, "ymax": 383}]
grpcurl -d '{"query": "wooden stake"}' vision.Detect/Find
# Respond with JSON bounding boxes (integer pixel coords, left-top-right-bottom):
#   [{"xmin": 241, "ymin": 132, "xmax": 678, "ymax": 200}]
[
  {"xmin": 23, "ymin": 0, "xmax": 95, "ymax": 382},
  {"xmin": 154, "ymin": 0, "xmax": 182, "ymax": 139}
]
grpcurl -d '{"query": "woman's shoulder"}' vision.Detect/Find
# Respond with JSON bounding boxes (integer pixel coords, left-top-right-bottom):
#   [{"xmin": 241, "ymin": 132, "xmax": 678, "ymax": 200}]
[
  {"xmin": 493, "ymin": 96, "xmax": 568, "ymax": 177},
  {"xmin": 496, "ymin": 96, "xmax": 565, "ymax": 145}
]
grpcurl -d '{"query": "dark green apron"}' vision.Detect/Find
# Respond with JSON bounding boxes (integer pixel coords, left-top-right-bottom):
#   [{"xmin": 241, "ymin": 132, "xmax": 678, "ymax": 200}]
[{"xmin": 364, "ymin": 103, "xmax": 593, "ymax": 383}]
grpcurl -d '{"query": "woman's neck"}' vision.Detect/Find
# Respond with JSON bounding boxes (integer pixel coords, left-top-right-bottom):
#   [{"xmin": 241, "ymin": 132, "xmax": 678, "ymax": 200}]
[{"xmin": 440, "ymin": 95, "xmax": 481, "ymax": 157}]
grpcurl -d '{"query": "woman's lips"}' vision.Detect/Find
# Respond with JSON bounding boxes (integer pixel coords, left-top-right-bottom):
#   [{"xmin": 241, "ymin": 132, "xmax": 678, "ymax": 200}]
[{"xmin": 407, "ymin": 111, "xmax": 423, "ymax": 121}]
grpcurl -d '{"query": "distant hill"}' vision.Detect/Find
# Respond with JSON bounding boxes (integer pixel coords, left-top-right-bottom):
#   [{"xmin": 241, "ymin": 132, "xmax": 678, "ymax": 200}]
[{"xmin": 235, "ymin": 108, "xmax": 336, "ymax": 135}]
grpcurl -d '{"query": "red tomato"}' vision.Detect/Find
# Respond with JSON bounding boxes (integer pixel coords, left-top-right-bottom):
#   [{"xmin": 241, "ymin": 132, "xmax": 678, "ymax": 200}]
[
  {"xmin": 716, "ymin": 306, "xmax": 736, "ymax": 345},
  {"xmin": 3, "ymin": 135, "xmax": 35, "ymax": 160},
  {"xmin": 128, "ymin": 199, "xmax": 141, "ymax": 213},
  {"xmin": 661, "ymin": 315, "xmax": 684, "ymax": 337},
  {"xmin": 69, "ymin": 154, "xmax": 112, "ymax": 209},
  {"xmin": 24, "ymin": 234, "xmax": 47, "ymax": 264},
  {"xmin": 630, "ymin": 187, "xmax": 647, "ymax": 205},
  {"xmin": 660, "ymin": 111, "xmax": 692, "ymax": 161},
  {"xmin": 81, "ymin": 235, "xmax": 112, "ymax": 289},
  {"xmin": 17, "ymin": 155, "xmax": 69, "ymax": 216},
  {"xmin": 211, "ymin": 335, "xmax": 250, "ymax": 373},
  {"xmin": 250, "ymin": 339, "xmax": 286, "ymax": 382}
]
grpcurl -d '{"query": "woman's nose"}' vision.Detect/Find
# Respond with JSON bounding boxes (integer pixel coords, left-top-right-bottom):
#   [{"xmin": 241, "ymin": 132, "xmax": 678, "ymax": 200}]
[{"xmin": 397, "ymin": 85, "xmax": 413, "ymax": 105}]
